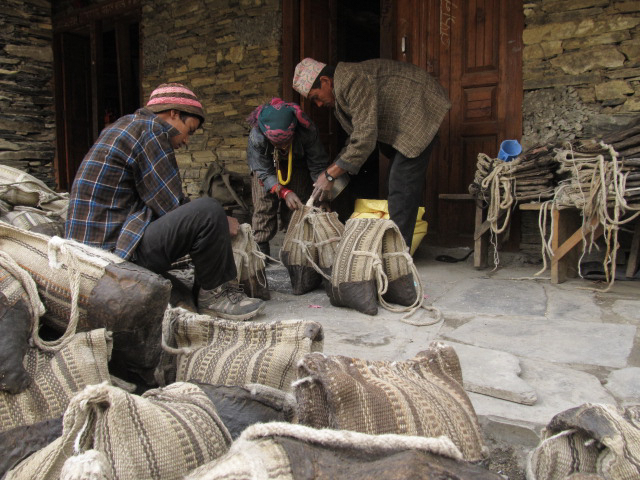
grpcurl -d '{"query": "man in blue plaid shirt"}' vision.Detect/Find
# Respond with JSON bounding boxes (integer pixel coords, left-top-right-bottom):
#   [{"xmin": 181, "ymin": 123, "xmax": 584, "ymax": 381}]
[{"xmin": 65, "ymin": 83, "xmax": 264, "ymax": 321}]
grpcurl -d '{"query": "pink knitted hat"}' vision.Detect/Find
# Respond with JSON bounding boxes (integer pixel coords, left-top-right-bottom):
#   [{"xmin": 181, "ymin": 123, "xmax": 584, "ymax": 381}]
[
  {"xmin": 292, "ymin": 58, "xmax": 326, "ymax": 97},
  {"xmin": 146, "ymin": 83, "xmax": 205, "ymax": 124}
]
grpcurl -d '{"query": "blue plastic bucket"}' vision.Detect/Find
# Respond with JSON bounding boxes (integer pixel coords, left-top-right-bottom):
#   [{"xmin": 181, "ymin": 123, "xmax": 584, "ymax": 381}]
[{"xmin": 498, "ymin": 140, "xmax": 522, "ymax": 162}]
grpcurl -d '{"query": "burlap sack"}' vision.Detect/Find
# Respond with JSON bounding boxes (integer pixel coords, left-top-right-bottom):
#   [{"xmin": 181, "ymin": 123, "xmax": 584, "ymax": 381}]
[
  {"xmin": 328, "ymin": 217, "xmax": 418, "ymax": 315},
  {"xmin": 0, "ymin": 328, "xmax": 112, "ymax": 433},
  {"xmin": 294, "ymin": 342, "xmax": 486, "ymax": 462},
  {"xmin": 186, "ymin": 422, "xmax": 501, "ymax": 480},
  {"xmin": 0, "ymin": 223, "xmax": 171, "ymax": 379},
  {"xmin": 232, "ymin": 223, "xmax": 270, "ymax": 300},
  {"xmin": 6, "ymin": 382, "xmax": 233, "ymax": 480},
  {"xmin": 526, "ymin": 403, "xmax": 640, "ymax": 480},
  {"xmin": 280, "ymin": 206, "xmax": 321, "ymax": 294},
  {"xmin": 161, "ymin": 306, "xmax": 323, "ymax": 392},
  {"xmin": 193, "ymin": 382, "xmax": 296, "ymax": 439},
  {"xmin": 0, "ymin": 165, "xmax": 68, "ymax": 215},
  {"xmin": 0, "ymin": 254, "xmax": 34, "ymax": 394}
]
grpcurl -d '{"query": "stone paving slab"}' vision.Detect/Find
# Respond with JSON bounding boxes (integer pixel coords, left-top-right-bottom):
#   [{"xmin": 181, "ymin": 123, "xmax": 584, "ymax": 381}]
[
  {"xmin": 469, "ymin": 358, "xmax": 617, "ymax": 432},
  {"xmin": 444, "ymin": 315, "xmax": 636, "ymax": 368},
  {"xmin": 611, "ymin": 299, "xmax": 640, "ymax": 320},
  {"xmin": 444, "ymin": 341, "xmax": 537, "ymax": 405},
  {"xmin": 544, "ymin": 286, "xmax": 602, "ymax": 323},
  {"xmin": 433, "ymin": 278, "xmax": 547, "ymax": 317},
  {"xmin": 605, "ymin": 367, "xmax": 640, "ymax": 405}
]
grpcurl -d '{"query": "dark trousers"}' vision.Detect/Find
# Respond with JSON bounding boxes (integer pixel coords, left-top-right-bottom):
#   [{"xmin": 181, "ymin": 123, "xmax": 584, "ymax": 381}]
[
  {"xmin": 133, "ymin": 197, "xmax": 237, "ymax": 290},
  {"xmin": 384, "ymin": 141, "xmax": 434, "ymax": 248}
]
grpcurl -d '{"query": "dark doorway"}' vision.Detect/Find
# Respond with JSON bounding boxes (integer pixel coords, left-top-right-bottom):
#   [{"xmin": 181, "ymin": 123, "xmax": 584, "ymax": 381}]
[
  {"xmin": 53, "ymin": 3, "xmax": 141, "ymax": 191},
  {"xmin": 336, "ymin": 0, "xmax": 380, "ymax": 203}
]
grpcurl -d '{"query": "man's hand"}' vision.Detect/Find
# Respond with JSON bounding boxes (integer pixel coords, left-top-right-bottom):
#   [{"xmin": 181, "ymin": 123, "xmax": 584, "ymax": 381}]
[
  {"xmin": 227, "ymin": 216, "xmax": 239, "ymax": 237},
  {"xmin": 283, "ymin": 191, "xmax": 303, "ymax": 210},
  {"xmin": 312, "ymin": 172, "xmax": 333, "ymax": 202}
]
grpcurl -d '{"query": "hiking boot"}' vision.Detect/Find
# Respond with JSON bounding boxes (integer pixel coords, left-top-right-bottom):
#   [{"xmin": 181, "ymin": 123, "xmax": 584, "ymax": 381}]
[{"xmin": 198, "ymin": 281, "xmax": 265, "ymax": 321}]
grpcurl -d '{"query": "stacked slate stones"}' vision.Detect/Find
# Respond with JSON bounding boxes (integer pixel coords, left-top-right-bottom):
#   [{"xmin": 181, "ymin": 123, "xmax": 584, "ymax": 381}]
[
  {"xmin": 511, "ymin": 144, "xmax": 559, "ymax": 202},
  {"xmin": 601, "ymin": 121, "xmax": 640, "ymax": 209}
]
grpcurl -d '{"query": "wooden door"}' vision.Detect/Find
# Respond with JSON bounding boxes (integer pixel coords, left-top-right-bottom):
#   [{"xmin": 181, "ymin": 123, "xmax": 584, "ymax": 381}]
[
  {"xmin": 53, "ymin": 2, "xmax": 141, "ymax": 191},
  {"xmin": 396, "ymin": 0, "xmax": 523, "ymax": 245},
  {"xmin": 283, "ymin": 0, "xmax": 339, "ymax": 160},
  {"xmin": 54, "ymin": 32, "xmax": 93, "ymax": 191}
]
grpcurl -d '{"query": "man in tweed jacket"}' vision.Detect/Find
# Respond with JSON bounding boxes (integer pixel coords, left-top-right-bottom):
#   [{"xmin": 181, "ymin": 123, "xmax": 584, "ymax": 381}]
[{"xmin": 293, "ymin": 58, "xmax": 451, "ymax": 248}]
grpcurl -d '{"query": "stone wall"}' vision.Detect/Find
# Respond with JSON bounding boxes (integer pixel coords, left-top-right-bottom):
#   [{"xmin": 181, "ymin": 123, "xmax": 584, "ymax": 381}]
[
  {"xmin": 522, "ymin": 0, "xmax": 640, "ymax": 148},
  {"xmin": 142, "ymin": 0, "xmax": 281, "ymax": 198},
  {"xmin": 0, "ymin": 0, "xmax": 56, "ymax": 188}
]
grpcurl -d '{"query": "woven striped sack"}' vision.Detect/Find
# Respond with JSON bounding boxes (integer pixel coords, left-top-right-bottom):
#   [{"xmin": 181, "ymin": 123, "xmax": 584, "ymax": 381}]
[
  {"xmin": 328, "ymin": 217, "xmax": 420, "ymax": 315},
  {"xmin": 232, "ymin": 223, "xmax": 270, "ymax": 300},
  {"xmin": 6, "ymin": 382, "xmax": 233, "ymax": 480},
  {"xmin": 0, "ymin": 328, "xmax": 112, "ymax": 434},
  {"xmin": 280, "ymin": 205, "xmax": 319, "ymax": 294},
  {"xmin": 527, "ymin": 403, "xmax": 640, "ymax": 480},
  {"xmin": 161, "ymin": 306, "xmax": 323, "ymax": 392},
  {"xmin": 310, "ymin": 209, "xmax": 344, "ymax": 293},
  {"xmin": 294, "ymin": 342, "xmax": 487, "ymax": 462},
  {"xmin": 185, "ymin": 422, "xmax": 501, "ymax": 480},
  {"xmin": 0, "ymin": 222, "xmax": 171, "ymax": 378},
  {"xmin": 0, "ymin": 198, "xmax": 10, "ymax": 215},
  {"xmin": 0, "ymin": 253, "xmax": 37, "ymax": 394},
  {"xmin": 281, "ymin": 205, "xmax": 344, "ymax": 295},
  {"xmin": 0, "ymin": 165, "xmax": 68, "ymax": 215},
  {"xmin": 1, "ymin": 206, "xmax": 65, "ymax": 236}
]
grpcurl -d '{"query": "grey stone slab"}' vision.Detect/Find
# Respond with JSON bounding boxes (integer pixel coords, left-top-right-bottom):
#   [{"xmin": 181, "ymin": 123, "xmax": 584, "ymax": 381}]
[
  {"xmin": 444, "ymin": 341, "xmax": 537, "ymax": 405},
  {"xmin": 469, "ymin": 359, "xmax": 617, "ymax": 432},
  {"xmin": 433, "ymin": 278, "xmax": 547, "ymax": 317},
  {"xmin": 444, "ymin": 315, "xmax": 636, "ymax": 368},
  {"xmin": 611, "ymin": 300, "xmax": 640, "ymax": 320},
  {"xmin": 545, "ymin": 286, "xmax": 602, "ymax": 323},
  {"xmin": 605, "ymin": 367, "xmax": 640, "ymax": 405}
]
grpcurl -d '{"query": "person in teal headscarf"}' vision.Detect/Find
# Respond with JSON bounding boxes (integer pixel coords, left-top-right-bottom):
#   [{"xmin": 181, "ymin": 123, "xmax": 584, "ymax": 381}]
[{"xmin": 246, "ymin": 97, "xmax": 329, "ymax": 257}]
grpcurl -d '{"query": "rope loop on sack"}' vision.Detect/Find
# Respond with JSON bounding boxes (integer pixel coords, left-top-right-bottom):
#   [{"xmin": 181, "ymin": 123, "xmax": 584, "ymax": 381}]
[{"xmin": 0, "ymin": 250, "xmax": 46, "ymax": 325}]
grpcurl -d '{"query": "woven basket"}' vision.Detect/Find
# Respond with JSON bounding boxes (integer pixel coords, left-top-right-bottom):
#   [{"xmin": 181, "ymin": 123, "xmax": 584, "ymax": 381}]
[
  {"xmin": 328, "ymin": 218, "xmax": 418, "ymax": 315},
  {"xmin": 162, "ymin": 306, "xmax": 323, "ymax": 392},
  {"xmin": 0, "ymin": 328, "xmax": 112, "ymax": 434},
  {"xmin": 294, "ymin": 342, "xmax": 487, "ymax": 462},
  {"xmin": 6, "ymin": 382, "xmax": 233, "ymax": 480},
  {"xmin": 186, "ymin": 422, "xmax": 503, "ymax": 480},
  {"xmin": 0, "ymin": 223, "xmax": 171, "ymax": 377},
  {"xmin": 527, "ymin": 404, "xmax": 640, "ymax": 480},
  {"xmin": 232, "ymin": 223, "xmax": 270, "ymax": 300}
]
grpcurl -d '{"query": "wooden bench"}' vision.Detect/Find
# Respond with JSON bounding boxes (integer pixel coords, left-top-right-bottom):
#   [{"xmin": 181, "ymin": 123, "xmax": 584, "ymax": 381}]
[{"xmin": 474, "ymin": 201, "xmax": 640, "ymax": 283}]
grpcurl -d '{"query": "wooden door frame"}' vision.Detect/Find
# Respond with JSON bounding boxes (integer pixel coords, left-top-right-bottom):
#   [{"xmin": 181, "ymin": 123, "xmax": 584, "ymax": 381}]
[{"xmin": 52, "ymin": 0, "xmax": 141, "ymax": 191}]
